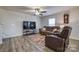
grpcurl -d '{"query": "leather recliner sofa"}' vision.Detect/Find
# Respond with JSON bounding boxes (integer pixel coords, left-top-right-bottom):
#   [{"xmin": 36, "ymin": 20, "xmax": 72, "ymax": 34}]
[
  {"xmin": 45, "ymin": 26, "xmax": 72, "ymax": 52},
  {"xmin": 39, "ymin": 26, "xmax": 60, "ymax": 36}
]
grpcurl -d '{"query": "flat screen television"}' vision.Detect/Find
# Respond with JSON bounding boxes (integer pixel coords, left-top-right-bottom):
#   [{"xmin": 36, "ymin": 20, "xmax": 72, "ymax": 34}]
[{"xmin": 23, "ymin": 21, "xmax": 36, "ymax": 30}]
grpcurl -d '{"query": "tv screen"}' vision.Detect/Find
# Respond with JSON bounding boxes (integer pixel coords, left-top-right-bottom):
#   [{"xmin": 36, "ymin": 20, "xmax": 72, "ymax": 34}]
[
  {"xmin": 30, "ymin": 22, "xmax": 36, "ymax": 29},
  {"xmin": 23, "ymin": 21, "xmax": 36, "ymax": 30},
  {"xmin": 23, "ymin": 21, "xmax": 28, "ymax": 29}
]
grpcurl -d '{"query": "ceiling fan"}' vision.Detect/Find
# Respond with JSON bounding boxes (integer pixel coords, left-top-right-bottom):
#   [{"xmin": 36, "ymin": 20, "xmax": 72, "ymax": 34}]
[
  {"xmin": 24, "ymin": 7, "xmax": 47, "ymax": 16},
  {"xmin": 34, "ymin": 8, "xmax": 47, "ymax": 16}
]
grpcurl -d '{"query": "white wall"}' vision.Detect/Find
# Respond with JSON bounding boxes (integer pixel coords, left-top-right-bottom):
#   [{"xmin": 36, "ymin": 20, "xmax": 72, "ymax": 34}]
[
  {"xmin": 41, "ymin": 14, "xmax": 58, "ymax": 27},
  {"xmin": 0, "ymin": 9, "xmax": 41, "ymax": 38},
  {"xmin": 69, "ymin": 8, "xmax": 79, "ymax": 40},
  {"xmin": 41, "ymin": 7, "xmax": 79, "ymax": 40}
]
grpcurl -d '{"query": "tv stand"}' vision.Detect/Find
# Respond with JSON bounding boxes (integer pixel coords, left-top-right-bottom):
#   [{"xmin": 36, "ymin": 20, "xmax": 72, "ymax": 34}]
[{"xmin": 23, "ymin": 29, "xmax": 36, "ymax": 35}]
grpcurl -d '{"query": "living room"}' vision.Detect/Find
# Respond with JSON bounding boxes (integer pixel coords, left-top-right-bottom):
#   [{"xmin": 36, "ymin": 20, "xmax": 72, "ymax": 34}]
[{"xmin": 0, "ymin": 6, "xmax": 79, "ymax": 52}]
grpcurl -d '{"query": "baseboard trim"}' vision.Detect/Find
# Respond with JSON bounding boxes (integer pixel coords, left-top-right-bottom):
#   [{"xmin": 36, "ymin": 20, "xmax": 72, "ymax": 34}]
[
  {"xmin": 3, "ymin": 34, "xmax": 23, "ymax": 39},
  {"xmin": 70, "ymin": 37, "xmax": 79, "ymax": 40}
]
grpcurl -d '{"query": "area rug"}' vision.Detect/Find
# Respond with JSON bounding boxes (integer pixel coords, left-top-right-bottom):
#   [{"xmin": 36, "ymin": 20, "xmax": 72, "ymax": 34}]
[{"xmin": 27, "ymin": 34, "xmax": 79, "ymax": 52}]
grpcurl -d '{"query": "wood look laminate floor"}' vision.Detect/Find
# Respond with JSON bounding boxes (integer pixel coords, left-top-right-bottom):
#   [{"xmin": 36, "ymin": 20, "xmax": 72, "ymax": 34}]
[{"xmin": 0, "ymin": 34, "xmax": 79, "ymax": 52}]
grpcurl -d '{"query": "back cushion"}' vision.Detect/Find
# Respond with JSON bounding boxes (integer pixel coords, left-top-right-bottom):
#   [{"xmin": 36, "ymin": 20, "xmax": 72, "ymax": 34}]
[
  {"xmin": 60, "ymin": 26, "xmax": 72, "ymax": 39},
  {"xmin": 44, "ymin": 26, "xmax": 60, "ymax": 32}
]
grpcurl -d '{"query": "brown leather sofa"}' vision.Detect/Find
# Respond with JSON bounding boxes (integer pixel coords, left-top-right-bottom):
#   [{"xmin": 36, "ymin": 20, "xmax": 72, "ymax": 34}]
[
  {"xmin": 45, "ymin": 26, "xmax": 72, "ymax": 52},
  {"xmin": 39, "ymin": 26, "xmax": 60, "ymax": 36}
]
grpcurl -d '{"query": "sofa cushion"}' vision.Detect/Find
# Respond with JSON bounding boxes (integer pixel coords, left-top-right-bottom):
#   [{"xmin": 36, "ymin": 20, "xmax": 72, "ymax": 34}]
[
  {"xmin": 39, "ymin": 26, "xmax": 60, "ymax": 35},
  {"xmin": 42, "ymin": 27, "xmax": 46, "ymax": 31},
  {"xmin": 44, "ymin": 26, "xmax": 60, "ymax": 32}
]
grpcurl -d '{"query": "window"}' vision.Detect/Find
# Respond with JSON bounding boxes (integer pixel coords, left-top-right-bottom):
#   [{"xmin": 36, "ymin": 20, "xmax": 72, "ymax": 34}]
[{"xmin": 48, "ymin": 18, "xmax": 55, "ymax": 26}]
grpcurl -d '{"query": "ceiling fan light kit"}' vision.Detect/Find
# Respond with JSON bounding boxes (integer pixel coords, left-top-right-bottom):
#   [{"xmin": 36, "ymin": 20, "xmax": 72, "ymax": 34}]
[{"xmin": 35, "ymin": 8, "xmax": 40, "ymax": 15}]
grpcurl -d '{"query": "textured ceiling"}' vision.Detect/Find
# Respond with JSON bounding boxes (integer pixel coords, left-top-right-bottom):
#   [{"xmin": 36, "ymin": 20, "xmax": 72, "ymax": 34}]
[{"xmin": 0, "ymin": 6, "xmax": 77, "ymax": 17}]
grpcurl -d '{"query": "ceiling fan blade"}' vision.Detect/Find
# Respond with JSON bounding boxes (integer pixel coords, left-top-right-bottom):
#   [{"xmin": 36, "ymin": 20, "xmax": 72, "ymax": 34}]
[
  {"xmin": 39, "ymin": 13, "xmax": 43, "ymax": 16},
  {"xmin": 40, "ymin": 11, "xmax": 47, "ymax": 13}
]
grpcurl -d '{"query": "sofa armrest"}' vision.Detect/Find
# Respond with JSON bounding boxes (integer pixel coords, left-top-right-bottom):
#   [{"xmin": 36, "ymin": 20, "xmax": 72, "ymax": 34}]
[
  {"xmin": 46, "ymin": 35, "xmax": 63, "ymax": 41},
  {"xmin": 45, "ymin": 35, "xmax": 65, "ymax": 51}
]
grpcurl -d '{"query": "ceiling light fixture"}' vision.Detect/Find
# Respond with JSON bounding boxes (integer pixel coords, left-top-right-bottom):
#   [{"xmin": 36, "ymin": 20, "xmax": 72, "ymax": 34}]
[{"xmin": 35, "ymin": 8, "xmax": 40, "ymax": 15}]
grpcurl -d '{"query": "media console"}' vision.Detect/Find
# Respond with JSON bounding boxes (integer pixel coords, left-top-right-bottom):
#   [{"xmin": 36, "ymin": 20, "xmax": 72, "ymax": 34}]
[{"xmin": 23, "ymin": 29, "xmax": 36, "ymax": 35}]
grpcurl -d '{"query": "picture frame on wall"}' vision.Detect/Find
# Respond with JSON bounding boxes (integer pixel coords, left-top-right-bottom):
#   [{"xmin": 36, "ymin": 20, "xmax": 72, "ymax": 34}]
[{"xmin": 64, "ymin": 14, "xmax": 69, "ymax": 24}]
